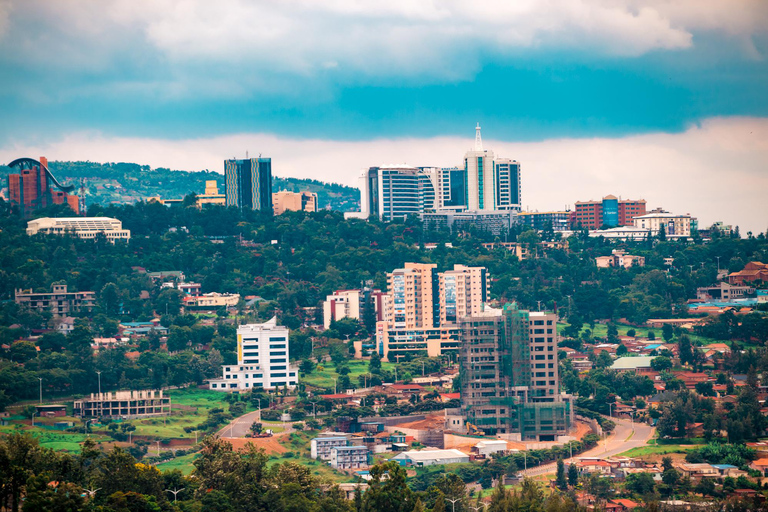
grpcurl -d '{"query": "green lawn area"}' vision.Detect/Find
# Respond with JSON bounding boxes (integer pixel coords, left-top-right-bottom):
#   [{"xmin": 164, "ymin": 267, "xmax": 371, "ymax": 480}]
[
  {"xmin": 156, "ymin": 452, "xmax": 200, "ymax": 475},
  {"xmin": 126, "ymin": 387, "xmax": 229, "ymax": 440},
  {"xmin": 618, "ymin": 445, "xmax": 695, "ymax": 458},
  {"xmin": 557, "ymin": 322, "xmax": 721, "ymax": 347},
  {"xmin": 32, "ymin": 431, "xmax": 113, "ymax": 453},
  {"xmin": 302, "ymin": 359, "xmax": 396, "ymax": 389}
]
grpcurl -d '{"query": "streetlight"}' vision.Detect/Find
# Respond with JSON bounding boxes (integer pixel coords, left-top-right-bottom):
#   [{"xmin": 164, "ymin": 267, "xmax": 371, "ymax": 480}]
[
  {"xmin": 631, "ymin": 411, "xmax": 635, "ymax": 432},
  {"xmin": 96, "ymin": 371, "xmax": 102, "ymax": 395},
  {"xmin": 334, "ymin": 378, "xmax": 337, "ymax": 395},
  {"xmin": 608, "ymin": 403, "xmax": 613, "ymax": 418},
  {"xmin": 84, "ymin": 487, "xmax": 100, "ymax": 499},
  {"xmin": 31, "ymin": 411, "xmax": 37, "ymax": 427},
  {"xmin": 165, "ymin": 488, "xmax": 185, "ymax": 502},
  {"xmin": 311, "ymin": 400, "xmax": 318, "ymax": 418},
  {"xmin": 716, "ymin": 256, "xmax": 721, "ymax": 271},
  {"xmin": 96, "ymin": 371, "xmax": 102, "ymax": 418},
  {"xmin": 38, "ymin": 377, "xmax": 43, "ymax": 404},
  {"xmin": 446, "ymin": 498, "xmax": 461, "ymax": 512}
]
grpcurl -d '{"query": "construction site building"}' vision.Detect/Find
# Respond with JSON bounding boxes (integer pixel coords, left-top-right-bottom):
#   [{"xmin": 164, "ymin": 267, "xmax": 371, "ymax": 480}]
[
  {"xmin": 73, "ymin": 390, "xmax": 171, "ymax": 419},
  {"xmin": 459, "ymin": 303, "xmax": 573, "ymax": 441}
]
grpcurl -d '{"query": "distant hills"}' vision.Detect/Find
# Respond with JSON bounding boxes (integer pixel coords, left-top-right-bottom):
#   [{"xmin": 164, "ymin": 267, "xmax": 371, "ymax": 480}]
[{"xmin": 0, "ymin": 161, "xmax": 360, "ymax": 212}]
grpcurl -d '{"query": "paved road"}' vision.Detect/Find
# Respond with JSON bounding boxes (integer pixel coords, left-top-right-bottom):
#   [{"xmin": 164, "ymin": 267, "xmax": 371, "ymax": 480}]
[
  {"xmin": 521, "ymin": 417, "xmax": 655, "ymax": 477},
  {"xmin": 217, "ymin": 410, "xmax": 294, "ymax": 439}
]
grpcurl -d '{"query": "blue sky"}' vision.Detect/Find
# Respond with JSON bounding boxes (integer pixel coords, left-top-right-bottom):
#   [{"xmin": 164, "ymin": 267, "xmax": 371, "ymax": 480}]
[{"xmin": 0, "ymin": 0, "xmax": 767, "ymax": 232}]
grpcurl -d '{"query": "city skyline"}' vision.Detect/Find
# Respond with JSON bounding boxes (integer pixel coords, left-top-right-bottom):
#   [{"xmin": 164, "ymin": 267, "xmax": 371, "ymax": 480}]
[{"xmin": 0, "ymin": 1, "xmax": 766, "ymax": 232}]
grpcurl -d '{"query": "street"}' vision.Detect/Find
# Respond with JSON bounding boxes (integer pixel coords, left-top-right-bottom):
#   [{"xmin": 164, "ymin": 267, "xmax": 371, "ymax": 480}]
[{"xmin": 521, "ymin": 417, "xmax": 655, "ymax": 477}]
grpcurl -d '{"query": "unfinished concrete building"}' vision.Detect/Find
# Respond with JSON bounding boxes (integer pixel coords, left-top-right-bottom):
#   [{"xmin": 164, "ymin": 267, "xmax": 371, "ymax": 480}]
[{"xmin": 74, "ymin": 390, "xmax": 171, "ymax": 419}]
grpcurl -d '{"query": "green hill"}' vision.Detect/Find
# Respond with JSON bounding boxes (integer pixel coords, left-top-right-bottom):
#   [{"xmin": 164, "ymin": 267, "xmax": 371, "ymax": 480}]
[{"xmin": 0, "ymin": 160, "xmax": 360, "ymax": 212}]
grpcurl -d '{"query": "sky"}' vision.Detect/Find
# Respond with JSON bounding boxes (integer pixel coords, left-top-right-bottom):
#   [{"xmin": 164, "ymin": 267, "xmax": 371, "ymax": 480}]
[{"xmin": 0, "ymin": 0, "xmax": 767, "ymax": 233}]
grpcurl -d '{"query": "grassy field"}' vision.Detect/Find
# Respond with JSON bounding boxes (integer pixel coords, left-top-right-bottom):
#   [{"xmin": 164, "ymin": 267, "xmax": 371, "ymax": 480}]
[
  {"xmin": 302, "ymin": 359, "xmax": 396, "ymax": 389},
  {"xmin": 156, "ymin": 452, "xmax": 200, "ymax": 475},
  {"xmin": 557, "ymin": 322, "xmax": 721, "ymax": 346},
  {"xmin": 618, "ymin": 445, "xmax": 695, "ymax": 458},
  {"xmin": 127, "ymin": 387, "xmax": 229, "ymax": 439}
]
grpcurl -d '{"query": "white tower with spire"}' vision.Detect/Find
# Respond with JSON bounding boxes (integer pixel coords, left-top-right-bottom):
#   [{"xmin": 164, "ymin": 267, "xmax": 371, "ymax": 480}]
[{"xmin": 464, "ymin": 123, "xmax": 495, "ymax": 211}]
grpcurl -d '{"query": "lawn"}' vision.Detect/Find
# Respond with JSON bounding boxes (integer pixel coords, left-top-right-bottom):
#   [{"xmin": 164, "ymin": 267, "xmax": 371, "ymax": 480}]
[
  {"xmin": 156, "ymin": 452, "xmax": 200, "ymax": 475},
  {"xmin": 32, "ymin": 431, "xmax": 113, "ymax": 453},
  {"xmin": 618, "ymin": 445, "xmax": 695, "ymax": 458},
  {"xmin": 127, "ymin": 387, "xmax": 229, "ymax": 440},
  {"xmin": 557, "ymin": 322, "xmax": 721, "ymax": 347},
  {"xmin": 302, "ymin": 359, "xmax": 396, "ymax": 389}
]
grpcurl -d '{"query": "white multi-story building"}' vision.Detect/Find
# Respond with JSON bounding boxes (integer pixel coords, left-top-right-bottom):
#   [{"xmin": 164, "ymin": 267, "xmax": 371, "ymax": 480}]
[
  {"xmin": 633, "ymin": 210, "xmax": 695, "ymax": 238},
  {"xmin": 26, "ymin": 217, "xmax": 131, "ymax": 242},
  {"xmin": 209, "ymin": 318, "xmax": 298, "ymax": 391},
  {"xmin": 322, "ymin": 288, "xmax": 389, "ymax": 329},
  {"xmin": 311, "ymin": 436, "xmax": 349, "ymax": 460},
  {"xmin": 331, "ymin": 445, "xmax": 369, "ymax": 469},
  {"xmin": 354, "ymin": 165, "xmax": 439, "ymax": 221}
]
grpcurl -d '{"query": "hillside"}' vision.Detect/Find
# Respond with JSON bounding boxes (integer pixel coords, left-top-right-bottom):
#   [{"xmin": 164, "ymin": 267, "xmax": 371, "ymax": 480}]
[{"xmin": 0, "ymin": 160, "xmax": 360, "ymax": 212}]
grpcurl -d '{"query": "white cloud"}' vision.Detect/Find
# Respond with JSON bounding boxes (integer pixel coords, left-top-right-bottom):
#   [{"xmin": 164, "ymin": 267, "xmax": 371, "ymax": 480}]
[
  {"xmin": 0, "ymin": 0, "xmax": 11, "ymax": 38},
  {"xmin": 3, "ymin": 0, "xmax": 766, "ymax": 84},
  {"xmin": 2, "ymin": 116, "xmax": 767, "ymax": 235}
]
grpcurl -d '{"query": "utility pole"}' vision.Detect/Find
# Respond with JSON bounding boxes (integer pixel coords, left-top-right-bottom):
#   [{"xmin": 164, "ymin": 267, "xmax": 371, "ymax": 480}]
[{"xmin": 38, "ymin": 377, "xmax": 43, "ymax": 404}]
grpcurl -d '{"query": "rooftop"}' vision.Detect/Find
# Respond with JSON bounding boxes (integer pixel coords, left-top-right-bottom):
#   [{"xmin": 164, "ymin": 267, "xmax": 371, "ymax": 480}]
[{"xmin": 610, "ymin": 356, "xmax": 655, "ymax": 370}]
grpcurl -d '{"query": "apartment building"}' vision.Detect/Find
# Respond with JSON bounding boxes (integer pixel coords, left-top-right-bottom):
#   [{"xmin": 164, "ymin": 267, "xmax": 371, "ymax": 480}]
[
  {"xmin": 331, "ymin": 445, "xmax": 369, "ymax": 469},
  {"xmin": 209, "ymin": 318, "xmax": 299, "ymax": 391},
  {"xmin": 311, "ymin": 436, "xmax": 349, "ymax": 460},
  {"xmin": 15, "ymin": 284, "xmax": 96, "ymax": 316},
  {"xmin": 459, "ymin": 303, "xmax": 573, "ymax": 441},
  {"xmin": 183, "ymin": 292, "xmax": 240, "ymax": 309},
  {"xmin": 322, "ymin": 288, "xmax": 389, "ymax": 329},
  {"xmin": 376, "ymin": 263, "xmax": 489, "ymax": 361},
  {"xmin": 27, "ymin": 217, "xmax": 131, "ymax": 242}
]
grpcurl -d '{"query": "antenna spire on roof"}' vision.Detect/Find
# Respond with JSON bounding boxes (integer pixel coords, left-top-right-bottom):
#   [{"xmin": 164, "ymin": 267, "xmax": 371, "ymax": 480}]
[{"xmin": 475, "ymin": 123, "xmax": 483, "ymax": 151}]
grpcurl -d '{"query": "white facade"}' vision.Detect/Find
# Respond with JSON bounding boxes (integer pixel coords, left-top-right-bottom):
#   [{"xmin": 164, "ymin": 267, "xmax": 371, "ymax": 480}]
[
  {"xmin": 331, "ymin": 445, "xmax": 369, "ymax": 469},
  {"xmin": 392, "ymin": 448, "xmax": 470, "ymax": 467},
  {"xmin": 323, "ymin": 290, "xmax": 361, "ymax": 329},
  {"xmin": 209, "ymin": 318, "xmax": 298, "ymax": 391},
  {"xmin": 27, "ymin": 217, "xmax": 130, "ymax": 242},
  {"xmin": 311, "ymin": 436, "xmax": 348, "ymax": 460},
  {"xmin": 633, "ymin": 211, "xmax": 694, "ymax": 238}
]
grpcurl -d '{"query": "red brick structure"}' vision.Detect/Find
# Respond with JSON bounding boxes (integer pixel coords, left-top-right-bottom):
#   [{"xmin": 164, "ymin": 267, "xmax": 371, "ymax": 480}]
[
  {"xmin": 6, "ymin": 157, "xmax": 79, "ymax": 216},
  {"xmin": 570, "ymin": 196, "xmax": 646, "ymax": 229},
  {"xmin": 728, "ymin": 262, "xmax": 768, "ymax": 285}
]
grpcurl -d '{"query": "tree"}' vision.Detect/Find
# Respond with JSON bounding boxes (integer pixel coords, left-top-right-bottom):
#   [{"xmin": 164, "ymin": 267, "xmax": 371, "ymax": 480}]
[
  {"xmin": 568, "ymin": 463, "xmax": 579, "ymax": 487},
  {"xmin": 9, "ymin": 340, "xmax": 37, "ymax": 363},
  {"xmin": 648, "ymin": 330, "xmax": 656, "ymax": 341},
  {"xmin": 556, "ymin": 458, "xmax": 567, "ymax": 490},
  {"xmin": 626, "ymin": 472, "xmax": 655, "ymax": 496},
  {"xmin": 299, "ymin": 359, "xmax": 315, "ymax": 374},
  {"xmin": 100, "ymin": 282, "xmax": 121, "ymax": 317},
  {"xmin": 361, "ymin": 461, "xmax": 414, "ymax": 512},
  {"xmin": 595, "ymin": 351, "xmax": 613, "ymax": 369},
  {"xmin": 369, "ymin": 352, "xmax": 382, "ymax": 374},
  {"xmin": 662, "ymin": 323, "xmax": 674, "ymax": 342},
  {"xmin": 616, "ymin": 344, "xmax": 628, "ymax": 356},
  {"xmin": 651, "ymin": 356, "xmax": 673, "ymax": 372}
]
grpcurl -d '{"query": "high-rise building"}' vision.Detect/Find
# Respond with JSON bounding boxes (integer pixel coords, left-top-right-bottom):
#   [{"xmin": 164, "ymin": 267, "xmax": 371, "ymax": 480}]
[
  {"xmin": 225, "ymin": 158, "xmax": 273, "ymax": 212},
  {"xmin": 463, "ymin": 125, "xmax": 522, "ymax": 213},
  {"xmin": 438, "ymin": 167, "xmax": 467, "ymax": 210},
  {"xmin": 272, "ymin": 190, "xmax": 318, "ymax": 215},
  {"xmin": 356, "ymin": 165, "xmax": 438, "ymax": 221},
  {"xmin": 209, "ymin": 317, "xmax": 298, "ymax": 391},
  {"xmin": 15, "ymin": 284, "xmax": 96, "ymax": 317},
  {"xmin": 376, "ymin": 263, "xmax": 490, "ymax": 360},
  {"xmin": 459, "ymin": 303, "xmax": 573, "ymax": 441},
  {"xmin": 6, "ymin": 157, "xmax": 79, "ymax": 216},
  {"xmin": 571, "ymin": 195, "xmax": 646, "ymax": 229}
]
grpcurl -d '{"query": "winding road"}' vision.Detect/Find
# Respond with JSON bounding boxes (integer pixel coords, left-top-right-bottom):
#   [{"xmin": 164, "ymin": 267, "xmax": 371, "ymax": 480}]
[
  {"xmin": 217, "ymin": 409, "xmax": 294, "ymax": 439},
  {"xmin": 521, "ymin": 417, "xmax": 655, "ymax": 477}
]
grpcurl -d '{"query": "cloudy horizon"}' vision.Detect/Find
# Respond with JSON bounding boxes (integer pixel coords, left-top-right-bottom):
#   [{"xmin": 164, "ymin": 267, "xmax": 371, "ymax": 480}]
[{"xmin": 1, "ymin": 0, "xmax": 766, "ymax": 232}]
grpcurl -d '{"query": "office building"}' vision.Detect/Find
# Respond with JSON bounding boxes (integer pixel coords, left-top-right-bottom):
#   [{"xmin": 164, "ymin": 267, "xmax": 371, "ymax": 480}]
[
  {"xmin": 459, "ymin": 303, "xmax": 573, "ymax": 441},
  {"xmin": 209, "ymin": 318, "xmax": 298, "ymax": 391},
  {"xmin": 437, "ymin": 167, "xmax": 467, "ymax": 210},
  {"xmin": 6, "ymin": 157, "xmax": 79, "ymax": 216},
  {"xmin": 518, "ymin": 211, "xmax": 571, "ymax": 232},
  {"xmin": 74, "ymin": 390, "xmax": 170, "ymax": 419},
  {"xmin": 272, "ymin": 190, "xmax": 318, "ymax": 215},
  {"xmin": 225, "ymin": 157, "xmax": 273, "ymax": 212},
  {"xmin": 15, "ymin": 284, "xmax": 96, "ymax": 316},
  {"xmin": 376, "ymin": 263, "xmax": 489, "ymax": 361},
  {"xmin": 463, "ymin": 125, "xmax": 522, "ymax": 212},
  {"xmin": 355, "ymin": 165, "xmax": 438, "ymax": 221},
  {"xmin": 183, "ymin": 292, "xmax": 240, "ymax": 309},
  {"xmin": 323, "ymin": 288, "xmax": 389, "ymax": 329},
  {"xmin": 494, "ymin": 158, "xmax": 522, "ymax": 211},
  {"xmin": 571, "ymin": 196, "xmax": 646, "ymax": 229},
  {"xmin": 633, "ymin": 210, "xmax": 695, "ymax": 238},
  {"xmin": 26, "ymin": 217, "xmax": 131, "ymax": 242}
]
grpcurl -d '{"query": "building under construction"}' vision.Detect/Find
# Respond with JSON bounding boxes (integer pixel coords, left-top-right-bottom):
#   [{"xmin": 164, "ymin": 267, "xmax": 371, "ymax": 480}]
[
  {"xmin": 459, "ymin": 303, "xmax": 573, "ymax": 441},
  {"xmin": 74, "ymin": 390, "xmax": 171, "ymax": 419}
]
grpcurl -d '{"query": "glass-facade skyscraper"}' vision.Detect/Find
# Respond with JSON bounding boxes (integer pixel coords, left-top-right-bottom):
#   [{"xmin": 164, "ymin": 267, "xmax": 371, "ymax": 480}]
[{"xmin": 225, "ymin": 158, "xmax": 273, "ymax": 212}]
